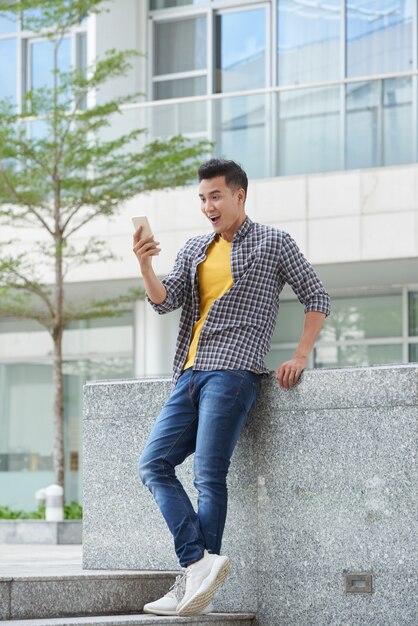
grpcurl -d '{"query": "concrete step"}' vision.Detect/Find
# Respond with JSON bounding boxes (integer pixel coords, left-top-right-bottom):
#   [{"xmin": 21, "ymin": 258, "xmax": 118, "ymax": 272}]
[
  {"xmin": 0, "ymin": 570, "xmax": 254, "ymax": 624},
  {"xmin": 0, "ymin": 613, "xmax": 256, "ymax": 625},
  {"xmin": 0, "ymin": 570, "xmax": 173, "ymax": 621}
]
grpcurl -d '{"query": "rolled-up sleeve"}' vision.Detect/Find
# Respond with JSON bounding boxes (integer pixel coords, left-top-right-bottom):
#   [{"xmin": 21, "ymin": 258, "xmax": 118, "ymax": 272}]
[
  {"xmin": 146, "ymin": 246, "xmax": 188, "ymax": 315},
  {"xmin": 278, "ymin": 232, "xmax": 331, "ymax": 316}
]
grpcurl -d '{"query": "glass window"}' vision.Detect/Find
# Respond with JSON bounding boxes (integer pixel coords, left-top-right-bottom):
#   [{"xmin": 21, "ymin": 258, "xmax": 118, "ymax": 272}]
[
  {"xmin": 346, "ymin": 0, "xmax": 413, "ymax": 77},
  {"xmin": 383, "ymin": 76, "xmax": 412, "ymax": 166},
  {"xmin": 22, "ymin": 6, "xmax": 44, "ymax": 30},
  {"xmin": 75, "ymin": 32, "xmax": 87, "ymax": 109},
  {"xmin": 151, "ymin": 0, "xmax": 206, "ymax": 8},
  {"xmin": 265, "ymin": 347, "xmax": 295, "ymax": 371},
  {"xmin": 277, "ymin": 0, "xmax": 340, "ymax": 85},
  {"xmin": 154, "ymin": 76, "xmax": 206, "ymax": 100},
  {"xmin": 319, "ymin": 294, "xmax": 402, "ymax": 342},
  {"xmin": 277, "ymin": 85, "xmax": 340, "ymax": 175},
  {"xmin": 30, "ymin": 38, "xmax": 71, "ymax": 93},
  {"xmin": 153, "ymin": 17, "xmax": 206, "ymax": 75},
  {"xmin": 0, "ymin": 364, "xmax": 54, "ymax": 472},
  {"xmin": 409, "ymin": 292, "xmax": 418, "ymax": 336},
  {"xmin": 409, "ymin": 344, "xmax": 418, "ymax": 362},
  {"xmin": 215, "ymin": 7, "xmax": 266, "ymax": 93},
  {"xmin": 346, "ymin": 80, "xmax": 379, "ymax": 169},
  {"xmin": 214, "ymin": 92, "xmax": 267, "ymax": 180},
  {"xmin": 315, "ymin": 343, "xmax": 403, "ymax": 368},
  {"xmin": 0, "ymin": 12, "xmax": 17, "ymax": 34},
  {"xmin": 0, "ymin": 38, "xmax": 16, "ymax": 104},
  {"xmin": 271, "ymin": 300, "xmax": 305, "ymax": 344}
]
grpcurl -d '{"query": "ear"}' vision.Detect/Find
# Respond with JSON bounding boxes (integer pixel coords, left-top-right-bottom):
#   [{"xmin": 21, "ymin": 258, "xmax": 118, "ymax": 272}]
[{"xmin": 238, "ymin": 187, "xmax": 246, "ymax": 205}]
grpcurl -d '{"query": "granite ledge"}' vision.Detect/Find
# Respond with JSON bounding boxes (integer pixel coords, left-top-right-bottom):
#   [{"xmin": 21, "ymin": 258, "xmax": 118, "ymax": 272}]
[{"xmin": 83, "ymin": 364, "xmax": 418, "ymax": 417}]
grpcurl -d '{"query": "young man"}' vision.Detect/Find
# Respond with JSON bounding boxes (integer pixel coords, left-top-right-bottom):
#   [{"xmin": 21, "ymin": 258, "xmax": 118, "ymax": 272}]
[{"xmin": 133, "ymin": 159, "xmax": 330, "ymax": 617}]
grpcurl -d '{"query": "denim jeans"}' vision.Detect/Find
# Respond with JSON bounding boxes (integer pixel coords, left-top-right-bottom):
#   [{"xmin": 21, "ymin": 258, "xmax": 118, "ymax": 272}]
[{"xmin": 138, "ymin": 368, "xmax": 261, "ymax": 568}]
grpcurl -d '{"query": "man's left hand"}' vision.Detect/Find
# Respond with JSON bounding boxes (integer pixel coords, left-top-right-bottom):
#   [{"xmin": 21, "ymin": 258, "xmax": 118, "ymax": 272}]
[{"xmin": 275, "ymin": 356, "xmax": 307, "ymax": 389}]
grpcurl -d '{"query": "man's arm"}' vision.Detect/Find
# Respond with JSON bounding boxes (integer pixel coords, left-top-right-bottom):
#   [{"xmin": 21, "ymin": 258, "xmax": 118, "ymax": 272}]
[
  {"xmin": 276, "ymin": 311, "xmax": 325, "ymax": 389},
  {"xmin": 276, "ymin": 232, "xmax": 331, "ymax": 388},
  {"xmin": 133, "ymin": 224, "xmax": 187, "ymax": 313},
  {"xmin": 133, "ymin": 226, "xmax": 167, "ymax": 304}
]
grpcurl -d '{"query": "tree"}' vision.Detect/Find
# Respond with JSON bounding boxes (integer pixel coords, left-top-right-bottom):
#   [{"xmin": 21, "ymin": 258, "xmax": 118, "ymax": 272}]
[{"xmin": 0, "ymin": 0, "xmax": 210, "ymax": 493}]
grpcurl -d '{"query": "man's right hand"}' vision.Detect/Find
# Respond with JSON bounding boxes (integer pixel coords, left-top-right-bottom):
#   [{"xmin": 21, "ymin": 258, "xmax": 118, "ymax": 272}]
[
  {"xmin": 133, "ymin": 225, "xmax": 161, "ymax": 273},
  {"xmin": 132, "ymin": 225, "xmax": 167, "ymax": 305}
]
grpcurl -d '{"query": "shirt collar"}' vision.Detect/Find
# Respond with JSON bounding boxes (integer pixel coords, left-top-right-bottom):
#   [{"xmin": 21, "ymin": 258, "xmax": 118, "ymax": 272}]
[
  {"xmin": 203, "ymin": 215, "xmax": 254, "ymax": 248},
  {"xmin": 232, "ymin": 215, "xmax": 253, "ymax": 242}
]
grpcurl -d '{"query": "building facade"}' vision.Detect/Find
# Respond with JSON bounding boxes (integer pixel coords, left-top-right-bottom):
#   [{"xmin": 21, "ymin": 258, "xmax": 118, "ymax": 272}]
[{"xmin": 0, "ymin": 0, "xmax": 417, "ymax": 508}]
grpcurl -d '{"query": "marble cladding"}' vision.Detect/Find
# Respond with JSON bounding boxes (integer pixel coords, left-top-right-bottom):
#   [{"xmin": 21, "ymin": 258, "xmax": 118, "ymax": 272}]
[{"xmin": 83, "ymin": 364, "xmax": 418, "ymax": 626}]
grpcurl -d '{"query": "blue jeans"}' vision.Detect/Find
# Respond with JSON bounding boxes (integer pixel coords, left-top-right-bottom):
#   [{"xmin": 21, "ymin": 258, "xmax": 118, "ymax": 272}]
[{"xmin": 138, "ymin": 368, "xmax": 261, "ymax": 568}]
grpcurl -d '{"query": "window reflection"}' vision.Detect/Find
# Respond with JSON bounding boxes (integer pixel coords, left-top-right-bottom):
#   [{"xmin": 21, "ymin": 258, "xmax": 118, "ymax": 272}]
[
  {"xmin": 409, "ymin": 292, "xmax": 418, "ymax": 336},
  {"xmin": 154, "ymin": 17, "xmax": 206, "ymax": 75},
  {"xmin": 216, "ymin": 8, "xmax": 266, "ymax": 93},
  {"xmin": 214, "ymin": 93, "xmax": 266, "ymax": 180},
  {"xmin": 346, "ymin": 80, "xmax": 379, "ymax": 169},
  {"xmin": 383, "ymin": 76, "xmax": 412, "ymax": 166},
  {"xmin": 30, "ymin": 38, "xmax": 71, "ymax": 93},
  {"xmin": 346, "ymin": 0, "xmax": 413, "ymax": 77},
  {"xmin": 0, "ymin": 38, "xmax": 16, "ymax": 104},
  {"xmin": 277, "ymin": 86, "xmax": 340, "ymax": 176},
  {"xmin": 315, "ymin": 343, "xmax": 403, "ymax": 368},
  {"xmin": 277, "ymin": 0, "xmax": 340, "ymax": 85},
  {"xmin": 153, "ymin": 16, "xmax": 207, "ymax": 100},
  {"xmin": 319, "ymin": 294, "xmax": 402, "ymax": 342},
  {"xmin": 0, "ymin": 12, "xmax": 16, "ymax": 34}
]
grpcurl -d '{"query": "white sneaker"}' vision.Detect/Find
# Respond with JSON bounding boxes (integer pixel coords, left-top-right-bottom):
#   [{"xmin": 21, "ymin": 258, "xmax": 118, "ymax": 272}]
[
  {"xmin": 176, "ymin": 550, "xmax": 231, "ymax": 616},
  {"xmin": 143, "ymin": 571, "xmax": 214, "ymax": 616}
]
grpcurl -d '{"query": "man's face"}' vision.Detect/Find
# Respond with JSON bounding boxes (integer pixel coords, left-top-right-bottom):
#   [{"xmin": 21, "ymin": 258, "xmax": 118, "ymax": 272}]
[{"xmin": 199, "ymin": 176, "xmax": 246, "ymax": 241}]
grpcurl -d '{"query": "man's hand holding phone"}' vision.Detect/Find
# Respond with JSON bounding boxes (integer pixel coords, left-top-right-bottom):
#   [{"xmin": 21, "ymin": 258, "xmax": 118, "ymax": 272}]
[
  {"xmin": 132, "ymin": 216, "xmax": 161, "ymax": 273},
  {"xmin": 132, "ymin": 216, "xmax": 167, "ymax": 305}
]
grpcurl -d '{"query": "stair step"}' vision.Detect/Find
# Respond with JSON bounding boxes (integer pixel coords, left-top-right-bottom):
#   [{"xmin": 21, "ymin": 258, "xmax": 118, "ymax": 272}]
[
  {"xmin": 1, "ymin": 612, "xmax": 255, "ymax": 625},
  {"xmin": 0, "ymin": 571, "xmax": 179, "ymax": 621}
]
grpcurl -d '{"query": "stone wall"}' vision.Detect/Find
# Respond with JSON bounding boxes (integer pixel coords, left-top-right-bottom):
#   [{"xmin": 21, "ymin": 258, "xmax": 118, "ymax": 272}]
[{"xmin": 83, "ymin": 365, "xmax": 418, "ymax": 626}]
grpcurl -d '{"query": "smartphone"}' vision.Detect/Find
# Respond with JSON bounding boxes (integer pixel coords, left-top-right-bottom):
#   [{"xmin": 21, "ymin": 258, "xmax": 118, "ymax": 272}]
[{"xmin": 132, "ymin": 216, "xmax": 153, "ymax": 239}]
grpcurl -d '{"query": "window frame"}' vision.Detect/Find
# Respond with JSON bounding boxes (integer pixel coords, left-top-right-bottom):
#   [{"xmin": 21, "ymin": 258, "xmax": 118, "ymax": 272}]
[{"xmin": 149, "ymin": 0, "xmax": 271, "ymax": 100}]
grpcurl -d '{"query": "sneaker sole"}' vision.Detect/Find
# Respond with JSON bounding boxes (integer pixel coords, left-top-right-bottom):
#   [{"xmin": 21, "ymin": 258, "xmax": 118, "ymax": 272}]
[
  {"xmin": 143, "ymin": 606, "xmax": 178, "ymax": 616},
  {"xmin": 177, "ymin": 557, "xmax": 230, "ymax": 617}
]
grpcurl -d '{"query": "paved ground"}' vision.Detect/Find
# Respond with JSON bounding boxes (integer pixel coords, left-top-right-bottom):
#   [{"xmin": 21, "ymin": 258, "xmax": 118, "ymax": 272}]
[{"xmin": 0, "ymin": 544, "xmax": 83, "ymax": 577}]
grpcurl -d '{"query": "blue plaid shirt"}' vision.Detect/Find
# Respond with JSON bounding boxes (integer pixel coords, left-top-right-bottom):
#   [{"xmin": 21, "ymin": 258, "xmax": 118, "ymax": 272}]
[{"xmin": 147, "ymin": 217, "xmax": 330, "ymax": 384}]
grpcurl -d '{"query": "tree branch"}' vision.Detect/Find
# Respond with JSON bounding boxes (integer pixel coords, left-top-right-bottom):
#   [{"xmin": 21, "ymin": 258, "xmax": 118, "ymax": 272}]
[
  {"xmin": 2, "ymin": 267, "xmax": 55, "ymax": 319},
  {"xmin": 0, "ymin": 167, "xmax": 55, "ymax": 234}
]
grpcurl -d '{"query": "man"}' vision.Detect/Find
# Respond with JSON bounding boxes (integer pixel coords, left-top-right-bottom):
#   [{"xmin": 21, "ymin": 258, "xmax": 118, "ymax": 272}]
[{"xmin": 133, "ymin": 159, "xmax": 330, "ymax": 617}]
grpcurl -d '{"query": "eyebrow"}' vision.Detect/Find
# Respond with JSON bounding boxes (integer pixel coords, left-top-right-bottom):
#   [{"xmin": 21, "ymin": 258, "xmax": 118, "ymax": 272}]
[{"xmin": 199, "ymin": 189, "xmax": 222, "ymax": 198}]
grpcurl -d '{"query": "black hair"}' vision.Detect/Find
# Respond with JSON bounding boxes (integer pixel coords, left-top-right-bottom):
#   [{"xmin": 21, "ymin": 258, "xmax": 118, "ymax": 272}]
[{"xmin": 198, "ymin": 159, "xmax": 248, "ymax": 201}]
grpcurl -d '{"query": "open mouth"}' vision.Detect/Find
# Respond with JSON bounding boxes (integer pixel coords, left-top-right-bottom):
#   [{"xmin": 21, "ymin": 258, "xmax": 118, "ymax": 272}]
[{"xmin": 209, "ymin": 215, "xmax": 221, "ymax": 225}]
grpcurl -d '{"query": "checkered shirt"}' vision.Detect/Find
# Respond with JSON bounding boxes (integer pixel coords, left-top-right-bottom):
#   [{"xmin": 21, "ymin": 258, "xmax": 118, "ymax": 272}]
[{"xmin": 147, "ymin": 216, "xmax": 330, "ymax": 384}]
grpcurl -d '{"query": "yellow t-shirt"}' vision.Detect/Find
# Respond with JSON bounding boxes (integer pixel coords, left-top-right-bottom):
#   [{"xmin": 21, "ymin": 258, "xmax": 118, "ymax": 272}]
[{"xmin": 184, "ymin": 235, "xmax": 233, "ymax": 370}]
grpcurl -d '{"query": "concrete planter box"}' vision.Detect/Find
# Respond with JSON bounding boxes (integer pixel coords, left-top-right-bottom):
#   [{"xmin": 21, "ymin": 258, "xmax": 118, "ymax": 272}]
[{"xmin": 0, "ymin": 520, "xmax": 82, "ymax": 544}]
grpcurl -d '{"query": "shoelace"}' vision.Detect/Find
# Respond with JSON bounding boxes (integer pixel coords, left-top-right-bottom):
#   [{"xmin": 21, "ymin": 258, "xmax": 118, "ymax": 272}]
[{"xmin": 167, "ymin": 571, "xmax": 188, "ymax": 601}]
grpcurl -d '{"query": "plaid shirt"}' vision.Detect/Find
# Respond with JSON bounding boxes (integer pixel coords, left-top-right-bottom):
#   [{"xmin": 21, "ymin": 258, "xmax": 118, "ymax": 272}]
[{"xmin": 147, "ymin": 216, "xmax": 330, "ymax": 384}]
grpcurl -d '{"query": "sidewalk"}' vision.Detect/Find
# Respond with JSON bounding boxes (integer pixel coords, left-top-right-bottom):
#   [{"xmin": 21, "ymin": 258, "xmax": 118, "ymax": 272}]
[{"xmin": 0, "ymin": 544, "xmax": 83, "ymax": 577}]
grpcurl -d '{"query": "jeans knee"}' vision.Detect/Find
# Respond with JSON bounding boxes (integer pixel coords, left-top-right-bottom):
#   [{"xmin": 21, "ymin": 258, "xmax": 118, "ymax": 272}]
[
  {"xmin": 138, "ymin": 454, "xmax": 171, "ymax": 487},
  {"xmin": 193, "ymin": 471, "xmax": 227, "ymax": 498},
  {"xmin": 138, "ymin": 454, "xmax": 153, "ymax": 487}
]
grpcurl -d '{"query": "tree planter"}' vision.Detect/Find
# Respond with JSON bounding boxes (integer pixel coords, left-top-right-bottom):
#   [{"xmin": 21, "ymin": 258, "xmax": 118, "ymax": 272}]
[{"xmin": 0, "ymin": 520, "xmax": 81, "ymax": 544}]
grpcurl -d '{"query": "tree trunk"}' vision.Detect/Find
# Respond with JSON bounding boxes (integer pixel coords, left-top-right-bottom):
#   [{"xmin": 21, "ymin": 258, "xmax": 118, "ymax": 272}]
[
  {"xmin": 52, "ymin": 36, "xmax": 65, "ymax": 494},
  {"xmin": 52, "ymin": 325, "xmax": 65, "ymax": 490}
]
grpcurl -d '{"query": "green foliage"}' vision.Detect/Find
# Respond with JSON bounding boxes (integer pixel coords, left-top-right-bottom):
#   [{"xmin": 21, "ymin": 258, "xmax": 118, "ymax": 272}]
[
  {"xmin": 0, "ymin": 501, "xmax": 82, "ymax": 519},
  {"xmin": 64, "ymin": 500, "xmax": 83, "ymax": 519},
  {"xmin": 0, "ymin": 0, "xmax": 211, "ymax": 330}
]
